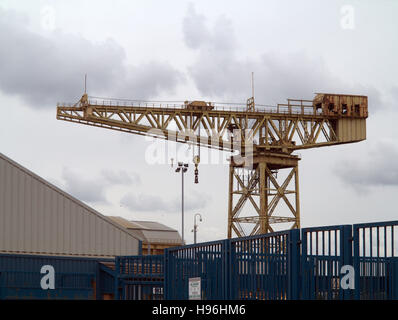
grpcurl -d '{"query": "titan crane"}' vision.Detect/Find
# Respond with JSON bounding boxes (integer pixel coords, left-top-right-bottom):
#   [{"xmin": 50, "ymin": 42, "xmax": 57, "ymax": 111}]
[{"xmin": 56, "ymin": 92, "xmax": 368, "ymax": 238}]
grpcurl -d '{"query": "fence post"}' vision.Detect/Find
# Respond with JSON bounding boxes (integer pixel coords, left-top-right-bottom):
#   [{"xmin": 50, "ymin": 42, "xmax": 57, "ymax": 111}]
[
  {"xmin": 229, "ymin": 240, "xmax": 237, "ymax": 300},
  {"xmin": 352, "ymin": 225, "xmax": 361, "ymax": 300},
  {"xmin": 392, "ymin": 258, "xmax": 398, "ymax": 300},
  {"xmin": 223, "ymin": 239, "xmax": 231, "ymax": 300},
  {"xmin": 114, "ymin": 257, "xmax": 120, "ymax": 300},
  {"xmin": 0, "ymin": 272, "xmax": 3, "ymax": 300},
  {"xmin": 289, "ymin": 229, "xmax": 300, "ymax": 300},
  {"xmin": 341, "ymin": 225, "xmax": 353, "ymax": 300},
  {"xmin": 164, "ymin": 248, "xmax": 169, "ymax": 300},
  {"xmin": 95, "ymin": 262, "xmax": 101, "ymax": 300},
  {"xmin": 300, "ymin": 229, "xmax": 309, "ymax": 300}
]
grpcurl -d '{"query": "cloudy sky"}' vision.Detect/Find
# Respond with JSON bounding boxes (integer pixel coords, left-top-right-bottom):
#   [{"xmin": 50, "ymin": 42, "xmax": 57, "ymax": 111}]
[{"xmin": 0, "ymin": 0, "xmax": 397, "ymax": 244}]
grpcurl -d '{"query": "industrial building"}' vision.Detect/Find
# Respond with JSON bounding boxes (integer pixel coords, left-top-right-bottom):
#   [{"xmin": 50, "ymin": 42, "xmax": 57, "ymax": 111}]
[
  {"xmin": 107, "ymin": 217, "xmax": 182, "ymax": 255},
  {"xmin": 0, "ymin": 152, "xmax": 141, "ymax": 258}
]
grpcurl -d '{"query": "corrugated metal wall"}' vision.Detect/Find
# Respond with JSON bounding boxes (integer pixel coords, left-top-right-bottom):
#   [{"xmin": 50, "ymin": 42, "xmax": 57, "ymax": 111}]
[
  {"xmin": 337, "ymin": 118, "xmax": 366, "ymax": 142},
  {"xmin": 0, "ymin": 152, "xmax": 140, "ymax": 258}
]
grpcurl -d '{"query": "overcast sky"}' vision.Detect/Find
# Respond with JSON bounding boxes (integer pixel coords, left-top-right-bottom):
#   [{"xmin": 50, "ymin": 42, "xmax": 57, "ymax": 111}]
[{"xmin": 0, "ymin": 0, "xmax": 397, "ymax": 244}]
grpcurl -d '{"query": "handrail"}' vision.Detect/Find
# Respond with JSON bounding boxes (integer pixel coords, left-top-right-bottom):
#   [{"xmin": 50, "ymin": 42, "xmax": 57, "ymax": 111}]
[{"xmin": 58, "ymin": 99, "xmax": 322, "ymax": 116}]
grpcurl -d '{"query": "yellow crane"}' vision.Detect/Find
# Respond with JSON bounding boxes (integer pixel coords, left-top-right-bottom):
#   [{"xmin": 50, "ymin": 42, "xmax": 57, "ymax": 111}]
[{"xmin": 57, "ymin": 91, "xmax": 368, "ymax": 238}]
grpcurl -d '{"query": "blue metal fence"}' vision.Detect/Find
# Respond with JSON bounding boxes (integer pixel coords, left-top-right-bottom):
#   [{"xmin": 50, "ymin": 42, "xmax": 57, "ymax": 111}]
[
  {"xmin": 115, "ymin": 255, "xmax": 164, "ymax": 300},
  {"xmin": 301, "ymin": 225, "xmax": 353, "ymax": 300},
  {"xmin": 0, "ymin": 253, "xmax": 113, "ymax": 300},
  {"xmin": 164, "ymin": 220, "xmax": 398, "ymax": 300},
  {"xmin": 229, "ymin": 230, "xmax": 300, "ymax": 300},
  {"xmin": 0, "ymin": 253, "xmax": 163, "ymax": 300},
  {"xmin": 353, "ymin": 221, "xmax": 398, "ymax": 300},
  {"xmin": 165, "ymin": 240, "xmax": 227, "ymax": 300},
  {"xmin": 165, "ymin": 230, "xmax": 300, "ymax": 300},
  {"xmin": 0, "ymin": 270, "xmax": 94, "ymax": 299},
  {"xmin": 98, "ymin": 262, "xmax": 115, "ymax": 297}
]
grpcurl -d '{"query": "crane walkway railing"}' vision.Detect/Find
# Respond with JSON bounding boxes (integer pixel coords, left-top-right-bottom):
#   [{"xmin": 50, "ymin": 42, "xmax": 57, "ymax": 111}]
[{"xmin": 57, "ymin": 98, "xmax": 323, "ymax": 117}]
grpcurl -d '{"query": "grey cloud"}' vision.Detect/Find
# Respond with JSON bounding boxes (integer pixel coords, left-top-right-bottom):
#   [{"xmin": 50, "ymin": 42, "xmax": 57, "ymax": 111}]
[
  {"xmin": 335, "ymin": 143, "xmax": 398, "ymax": 190},
  {"xmin": 391, "ymin": 86, "xmax": 398, "ymax": 104},
  {"xmin": 183, "ymin": 4, "xmax": 235, "ymax": 52},
  {"xmin": 182, "ymin": 3, "xmax": 210, "ymax": 50},
  {"xmin": 184, "ymin": 191, "xmax": 209, "ymax": 212},
  {"xmin": 62, "ymin": 167, "xmax": 140, "ymax": 204},
  {"xmin": 0, "ymin": 9, "xmax": 184, "ymax": 107},
  {"xmin": 62, "ymin": 167, "xmax": 108, "ymax": 204},
  {"xmin": 120, "ymin": 190, "xmax": 209, "ymax": 213},
  {"xmin": 100, "ymin": 169, "xmax": 141, "ymax": 186},
  {"xmin": 115, "ymin": 61, "xmax": 185, "ymax": 99},
  {"xmin": 120, "ymin": 193, "xmax": 172, "ymax": 212},
  {"xmin": 183, "ymin": 5, "xmax": 383, "ymax": 108}
]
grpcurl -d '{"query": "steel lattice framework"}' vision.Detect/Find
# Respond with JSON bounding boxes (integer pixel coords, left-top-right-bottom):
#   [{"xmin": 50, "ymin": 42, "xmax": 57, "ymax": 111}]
[
  {"xmin": 57, "ymin": 93, "xmax": 367, "ymax": 238},
  {"xmin": 57, "ymin": 99, "xmax": 343, "ymax": 152}
]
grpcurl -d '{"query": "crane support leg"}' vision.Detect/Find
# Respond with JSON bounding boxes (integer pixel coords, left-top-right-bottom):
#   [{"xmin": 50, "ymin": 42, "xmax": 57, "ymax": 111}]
[{"xmin": 227, "ymin": 153, "xmax": 300, "ymax": 238}]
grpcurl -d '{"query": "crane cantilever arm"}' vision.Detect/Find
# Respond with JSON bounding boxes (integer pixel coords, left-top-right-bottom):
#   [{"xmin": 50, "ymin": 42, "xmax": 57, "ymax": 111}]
[{"xmin": 56, "ymin": 93, "xmax": 367, "ymax": 154}]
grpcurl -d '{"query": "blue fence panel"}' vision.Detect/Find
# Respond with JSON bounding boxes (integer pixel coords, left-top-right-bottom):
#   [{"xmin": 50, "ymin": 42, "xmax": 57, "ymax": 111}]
[
  {"xmin": 165, "ymin": 240, "xmax": 227, "ymax": 300},
  {"xmin": 353, "ymin": 220, "xmax": 398, "ymax": 300},
  {"xmin": 229, "ymin": 229, "xmax": 300, "ymax": 300},
  {"xmin": 117, "ymin": 255, "xmax": 163, "ymax": 278},
  {"xmin": 0, "ymin": 271, "xmax": 94, "ymax": 299},
  {"xmin": 0, "ymin": 253, "xmax": 113, "ymax": 300},
  {"xmin": 98, "ymin": 263, "xmax": 115, "ymax": 297},
  {"xmin": 115, "ymin": 255, "xmax": 164, "ymax": 300},
  {"xmin": 301, "ymin": 225, "xmax": 352, "ymax": 300}
]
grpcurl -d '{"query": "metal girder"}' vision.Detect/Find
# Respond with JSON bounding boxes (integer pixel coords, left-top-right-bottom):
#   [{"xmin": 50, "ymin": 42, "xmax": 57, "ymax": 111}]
[
  {"xmin": 56, "ymin": 97, "xmax": 358, "ymax": 154},
  {"xmin": 227, "ymin": 155, "xmax": 300, "ymax": 238},
  {"xmin": 232, "ymin": 216, "xmax": 297, "ymax": 223}
]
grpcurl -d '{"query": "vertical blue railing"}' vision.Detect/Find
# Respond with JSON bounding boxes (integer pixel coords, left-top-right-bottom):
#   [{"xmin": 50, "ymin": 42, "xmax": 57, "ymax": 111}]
[
  {"xmin": 223, "ymin": 240, "xmax": 231, "ymax": 300},
  {"xmin": 114, "ymin": 257, "xmax": 120, "ymax": 300},
  {"xmin": 301, "ymin": 225, "xmax": 353, "ymax": 300},
  {"xmin": 289, "ymin": 229, "xmax": 301, "ymax": 299},
  {"xmin": 164, "ymin": 239, "xmax": 227, "ymax": 300},
  {"xmin": 114, "ymin": 255, "xmax": 164, "ymax": 300},
  {"xmin": 229, "ymin": 230, "xmax": 298, "ymax": 300},
  {"xmin": 165, "ymin": 229, "xmax": 301, "ymax": 300},
  {"xmin": 353, "ymin": 221, "xmax": 398, "ymax": 300}
]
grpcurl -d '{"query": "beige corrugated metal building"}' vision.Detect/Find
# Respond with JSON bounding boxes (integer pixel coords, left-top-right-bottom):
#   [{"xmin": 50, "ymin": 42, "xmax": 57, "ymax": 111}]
[
  {"xmin": 108, "ymin": 216, "xmax": 182, "ymax": 255},
  {"xmin": 0, "ymin": 152, "xmax": 140, "ymax": 258}
]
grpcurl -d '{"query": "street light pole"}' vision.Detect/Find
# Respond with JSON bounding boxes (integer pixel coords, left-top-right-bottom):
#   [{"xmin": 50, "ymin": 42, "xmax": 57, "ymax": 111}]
[
  {"xmin": 175, "ymin": 162, "xmax": 188, "ymax": 244},
  {"xmin": 181, "ymin": 165, "xmax": 184, "ymax": 244}
]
